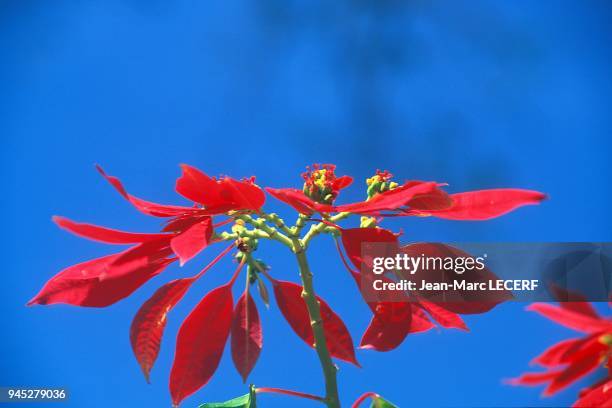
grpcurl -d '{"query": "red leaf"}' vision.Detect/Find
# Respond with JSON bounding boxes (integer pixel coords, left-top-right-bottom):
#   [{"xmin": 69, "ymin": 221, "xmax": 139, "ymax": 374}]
[
  {"xmin": 532, "ymin": 338, "xmax": 585, "ymax": 367},
  {"xmin": 273, "ymin": 280, "xmax": 358, "ymax": 366},
  {"xmin": 425, "ymin": 188, "xmax": 546, "ymax": 220},
  {"xmin": 405, "ymin": 183, "xmax": 452, "ymax": 211},
  {"xmin": 170, "ymin": 217, "xmax": 213, "ymax": 265},
  {"xmin": 333, "ymin": 175, "xmax": 353, "ymax": 191},
  {"xmin": 265, "ymin": 188, "xmax": 317, "ymax": 214},
  {"xmin": 176, "ymin": 164, "xmax": 265, "ymax": 212},
  {"xmin": 96, "ymin": 165, "xmax": 194, "ymax": 217},
  {"xmin": 231, "ymin": 291, "xmax": 262, "ymax": 382},
  {"xmin": 360, "ymin": 303, "xmax": 412, "ymax": 352},
  {"xmin": 175, "ymin": 164, "xmax": 225, "ymax": 208},
  {"xmin": 507, "ymin": 370, "xmax": 562, "ymax": 386},
  {"xmin": 408, "ymin": 305, "xmax": 436, "ymax": 333},
  {"xmin": 418, "ymin": 300, "xmax": 468, "ymax": 331},
  {"xmin": 53, "ymin": 216, "xmax": 170, "ymax": 244},
  {"xmin": 544, "ymin": 340, "xmax": 607, "ymax": 396},
  {"xmin": 572, "ymin": 380, "xmax": 612, "ymax": 408},
  {"xmin": 28, "ymin": 251, "xmax": 173, "ymax": 307},
  {"xmin": 267, "ymin": 182, "xmax": 440, "ymax": 215},
  {"xmin": 527, "ymin": 303, "xmax": 612, "ymax": 333},
  {"xmin": 130, "ymin": 277, "xmax": 197, "ymax": 382},
  {"xmin": 221, "ymin": 178, "xmax": 266, "ymax": 212},
  {"xmin": 401, "ymin": 243, "xmax": 513, "ymax": 314},
  {"xmin": 341, "ymin": 227, "xmax": 399, "ymax": 271},
  {"xmin": 334, "ymin": 181, "xmax": 439, "ymax": 215},
  {"xmin": 169, "ymin": 284, "xmax": 234, "ymax": 407}
]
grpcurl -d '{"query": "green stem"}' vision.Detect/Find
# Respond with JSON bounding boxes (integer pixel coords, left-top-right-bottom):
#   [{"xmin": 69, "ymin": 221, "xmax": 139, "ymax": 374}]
[
  {"xmin": 302, "ymin": 212, "xmax": 350, "ymax": 248},
  {"xmin": 294, "ymin": 241, "xmax": 340, "ymax": 408},
  {"xmin": 237, "ymin": 214, "xmax": 294, "ymax": 249}
]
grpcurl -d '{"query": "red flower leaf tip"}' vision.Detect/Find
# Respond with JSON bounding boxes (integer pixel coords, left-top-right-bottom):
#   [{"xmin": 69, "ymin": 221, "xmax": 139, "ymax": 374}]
[
  {"xmin": 170, "ymin": 283, "xmax": 234, "ymax": 407},
  {"xmin": 302, "ymin": 164, "xmax": 353, "ymax": 204},
  {"xmin": 421, "ymin": 188, "xmax": 547, "ymax": 220},
  {"xmin": 96, "ymin": 165, "xmax": 195, "ymax": 218},
  {"xmin": 175, "ymin": 164, "xmax": 265, "ymax": 213},
  {"xmin": 231, "ymin": 291, "xmax": 263, "ymax": 382},
  {"xmin": 273, "ymin": 280, "xmax": 359, "ymax": 366},
  {"xmin": 52, "ymin": 216, "xmax": 171, "ymax": 244}
]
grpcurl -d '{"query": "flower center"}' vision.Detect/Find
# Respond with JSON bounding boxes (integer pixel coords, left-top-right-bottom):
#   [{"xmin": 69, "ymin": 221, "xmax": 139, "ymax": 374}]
[
  {"xmin": 366, "ymin": 170, "xmax": 398, "ymax": 198},
  {"xmin": 302, "ymin": 164, "xmax": 340, "ymax": 204}
]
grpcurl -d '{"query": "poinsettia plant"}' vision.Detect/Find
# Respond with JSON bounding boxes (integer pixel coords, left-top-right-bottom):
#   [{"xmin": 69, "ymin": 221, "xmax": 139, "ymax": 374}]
[{"xmin": 29, "ymin": 164, "xmax": 545, "ymax": 407}]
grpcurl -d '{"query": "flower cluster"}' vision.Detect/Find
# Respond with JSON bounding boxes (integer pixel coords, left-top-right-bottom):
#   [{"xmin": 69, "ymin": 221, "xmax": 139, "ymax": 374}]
[
  {"xmin": 509, "ymin": 291, "xmax": 612, "ymax": 407},
  {"xmin": 30, "ymin": 164, "xmax": 546, "ymax": 407}
]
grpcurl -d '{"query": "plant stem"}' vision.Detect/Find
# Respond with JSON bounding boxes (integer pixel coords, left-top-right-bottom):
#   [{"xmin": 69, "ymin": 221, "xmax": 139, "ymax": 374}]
[
  {"xmin": 302, "ymin": 212, "xmax": 350, "ymax": 248},
  {"xmin": 255, "ymin": 387, "xmax": 325, "ymax": 402},
  {"xmin": 294, "ymin": 242, "xmax": 341, "ymax": 408}
]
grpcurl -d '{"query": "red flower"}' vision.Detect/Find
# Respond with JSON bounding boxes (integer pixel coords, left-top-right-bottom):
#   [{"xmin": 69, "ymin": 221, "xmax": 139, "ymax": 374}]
[
  {"xmin": 509, "ymin": 300, "xmax": 612, "ymax": 402},
  {"xmin": 97, "ymin": 164, "xmax": 265, "ymax": 264},
  {"xmin": 334, "ymin": 227, "xmax": 504, "ymax": 352}
]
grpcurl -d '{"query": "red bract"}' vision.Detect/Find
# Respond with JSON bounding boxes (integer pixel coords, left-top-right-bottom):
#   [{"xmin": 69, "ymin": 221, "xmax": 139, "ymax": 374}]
[
  {"xmin": 400, "ymin": 243, "xmax": 513, "ymax": 314},
  {"xmin": 32, "ymin": 163, "xmax": 546, "ymax": 407},
  {"xmin": 98, "ymin": 164, "xmax": 267, "ymax": 263},
  {"xmin": 266, "ymin": 181, "xmax": 444, "ymax": 216},
  {"xmin": 131, "ymin": 277, "xmax": 196, "ymax": 383},
  {"xmin": 509, "ymin": 301, "xmax": 612, "ymax": 401},
  {"xmin": 273, "ymin": 279, "xmax": 359, "ymax": 366},
  {"xmin": 334, "ymin": 232, "xmax": 479, "ymax": 352},
  {"xmin": 408, "ymin": 188, "xmax": 547, "ymax": 220},
  {"xmin": 28, "ymin": 217, "xmax": 176, "ymax": 307},
  {"xmin": 130, "ymin": 244, "xmax": 235, "ymax": 383},
  {"xmin": 231, "ymin": 290, "xmax": 263, "ymax": 382},
  {"xmin": 175, "ymin": 164, "xmax": 265, "ymax": 213},
  {"xmin": 169, "ymin": 283, "xmax": 234, "ymax": 407},
  {"xmin": 573, "ymin": 380, "xmax": 612, "ymax": 407}
]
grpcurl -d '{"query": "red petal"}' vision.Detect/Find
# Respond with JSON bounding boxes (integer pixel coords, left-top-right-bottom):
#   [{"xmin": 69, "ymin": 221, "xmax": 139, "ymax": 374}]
[
  {"xmin": 96, "ymin": 165, "xmax": 194, "ymax": 217},
  {"xmin": 53, "ymin": 216, "xmax": 170, "ymax": 244},
  {"xmin": 409, "ymin": 306, "xmax": 436, "ymax": 333},
  {"xmin": 265, "ymin": 188, "xmax": 317, "ymax": 214},
  {"xmin": 221, "ymin": 178, "xmax": 266, "ymax": 212},
  {"xmin": 532, "ymin": 338, "xmax": 585, "ymax": 367},
  {"xmin": 507, "ymin": 370, "xmax": 562, "ymax": 386},
  {"xmin": 170, "ymin": 217, "xmax": 213, "ymax": 266},
  {"xmin": 175, "ymin": 164, "xmax": 225, "ymax": 207},
  {"xmin": 341, "ymin": 227, "xmax": 399, "ymax": 271},
  {"xmin": 334, "ymin": 181, "xmax": 439, "ymax": 215},
  {"xmin": 527, "ymin": 303, "xmax": 612, "ymax": 333},
  {"xmin": 332, "ymin": 175, "xmax": 353, "ymax": 191},
  {"xmin": 130, "ymin": 277, "xmax": 197, "ymax": 383},
  {"xmin": 28, "ymin": 251, "xmax": 173, "ymax": 307},
  {"xmin": 231, "ymin": 291, "xmax": 263, "ymax": 382},
  {"xmin": 169, "ymin": 284, "xmax": 234, "ymax": 407},
  {"xmin": 360, "ymin": 303, "xmax": 412, "ymax": 351},
  {"xmin": 544, "ymin": 339, "xmax": 607, "ymax": 395},
  {"xmin": 425, "ymin": 189, "xmax": 546, "ymax": 220},
  {"xmin": 418, "ymin": 300, "xmax": 468, "ymax": 331},
  {"xmin": 273, "ymin": 280, "xmax": 358, "ymax": 366},
  {"xmin": 572, "ymin": 380, "xmax": 612, "ymax": 408},
  {"xmin": 401, "ymin": 243, "xmax": 513, "ymax": 314}
]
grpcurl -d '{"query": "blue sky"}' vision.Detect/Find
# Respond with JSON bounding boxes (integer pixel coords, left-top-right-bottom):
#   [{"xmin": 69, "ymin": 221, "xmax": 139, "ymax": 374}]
[{"xmin": 1, "ymin": 1, "xmax": 611, "ymax": 407}]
